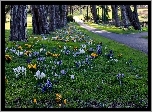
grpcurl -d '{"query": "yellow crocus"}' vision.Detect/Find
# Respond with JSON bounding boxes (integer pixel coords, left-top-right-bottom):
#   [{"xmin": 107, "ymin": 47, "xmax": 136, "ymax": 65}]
[
  {"xmin": 63, "ymin": 99, "xmax": 67, "ymax": 104},
  {"xmin": 33, "ymin": 99, "xmax": 37, "ymax": 103},
  {"xmin": 18, "ymin": 46, "xmax": 22, "ymax": 50}
]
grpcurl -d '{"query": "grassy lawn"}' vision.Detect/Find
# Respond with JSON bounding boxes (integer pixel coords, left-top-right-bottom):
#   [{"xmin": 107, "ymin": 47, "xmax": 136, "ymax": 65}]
[
  {"xmin": 142, "ymin": 36, "xmax": 148, "ymax": 39},
  {"xmin": 85, "ymin": 22, "xmax": 148, "ymax": 34},
  {"xmin": 5, "ymin": 17, "xmax": 148, "ymax": 108}
]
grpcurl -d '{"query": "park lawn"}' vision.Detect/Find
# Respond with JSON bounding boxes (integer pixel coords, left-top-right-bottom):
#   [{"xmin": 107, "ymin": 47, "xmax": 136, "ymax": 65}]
[
  {"xmin": 85, "ymin": 22, "xmax": 148, "ymax": 34},
  {"xmin": 5, "ymin": 21, "xmax": 148, "ymax": 108},
  {"xmin": 142, "ymin": 36, "xmax": 148, "ymax": 39}
]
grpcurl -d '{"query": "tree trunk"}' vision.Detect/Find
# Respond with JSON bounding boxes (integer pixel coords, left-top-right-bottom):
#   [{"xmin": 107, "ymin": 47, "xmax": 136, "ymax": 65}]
[
  {"xmin": 90, "ymin": 5, "xmax": 97, "ymax": 23},
  {"xmin": 126, "ymin": 5, "xmax": 141, "ymax": 30},
  {"xmin": 49, "ymin": 5, "xmax": 56, "ymax": 31},
  {"xmin": 120, "ymin": 5, "xmax": 129, "ymax": 28},
  {"xmin": 55, "ymin": 5, "xmax": 61, "ymax": 29},
  {"xmin": 60, "ymin": 5, "xmax": 67, "ymax": 27},
  {"xmin": 111, "ymin": 5, "xmax": 115, "ymax": 20},
  {"xmin": 31, "ymin": 5, "xmax": 49, "ymax": 35},
  {"xmin": 10, "ymin": 5, "xmax": 28, "ymax": 41},
  {"xmin": 70, "ymin": 5, "xmax": 72, "ymax": 14},
  {"xmin": 62, "ymin": 5, "xmax": 67, "ymax": 27},
  {"xmin": 111, "ymin": 5, "xmax": 120, "ymax": 27},
  {"xmin": 87, "ymin": 6, "xmax": 89, "ymax": 22}
]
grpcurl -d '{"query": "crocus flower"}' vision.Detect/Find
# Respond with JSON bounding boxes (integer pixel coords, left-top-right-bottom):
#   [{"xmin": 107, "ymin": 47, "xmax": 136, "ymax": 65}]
[
  {"xmin": 81, "ymin": 44, "xmax": 86, "ymax": 49},
  {"xmin": 26, "ymin": 58, "xmax": 31, "ymax": 64},
  {"xmin": 24, "ymin": 51, "xmax": 32, "ymax": 56},
  {"xmin": 107, "ymin": 50, "xmax": 113, "ymax": 59},
  {"xmin": 18, "ymin": 46, "xmax": 23, "ymax": 50},
  {"xmin": 28, "ymin": 64, "xmax": 37, "ymax": 70},
  {"xmin": 116, "ymin": 73, "xmax": 124, "ymax": 80},
  {"xmin": 70, "ymin": 75, "xmax": 75, "ymax": 79},
  {"xmin": 34, "ymin": 70, "xmax": 46, "ymax": 80},
  {"xmin": 5, "ymin": 55, "xmax": 12, "ymax": 63},
  {"xmin": 37, "ymin": 57, "xmax": 45, "ymax": 62},
  {"xmin": 91, "ymin": 53, "xmax": 98, "ymax": 58},
  {"xmin": 60, "ymin": 69, "xmax": 66, "ymax": 75},
  {"xmin": 10, "ymin": 48, "xmax": 16, "ymax": 54},
  {"xmin": 64, "ymin": 99, "xmax": 67, "ymax": 104},
  {"xmin": 15, "ymin": 50, "xmax": 24, "ymax": 56},
  {"xmin": 54, "ymin": 60, "xmax": 62, "ymax": 66},
  {"xmin": 33, "ymin": 99, "xmax": 37, "ymax": 103},
  {"xmin": 13, "ymin": 66, "xmax": 26, "ymax": 78},
  {"xmin": 42, "ymin": 79, "xmax": 52, "ymax": 93},
  {"xmin": 54, "ymin": 73, "xmax": 58, "ymax": 77},
  {"xmin": 40, "ymin": 48, "xmax": 46, "ymax": 52},
  {"xmin": 96, "ymin": 44, "xmax": 102, "ymax": 55},
  {"xmin": 33, "ymin": 51, "xmax": 39, "ymax": 57},
  {"xmin": 79, "ymin": 48, "xmax": 85, "ymax": 54}
]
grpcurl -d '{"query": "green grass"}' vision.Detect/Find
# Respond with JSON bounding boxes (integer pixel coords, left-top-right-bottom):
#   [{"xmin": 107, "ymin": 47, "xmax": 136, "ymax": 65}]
[
  {"xmin": 5, "ymin": 19, "xmax": 148, "ymax": 108},
  {"xmin": 85, "ymin": 22, "xmax": 148, "ymax": 34},
  {"xmin": 142, "ymin": 36, "xmax": 148, "ymax": 39}
]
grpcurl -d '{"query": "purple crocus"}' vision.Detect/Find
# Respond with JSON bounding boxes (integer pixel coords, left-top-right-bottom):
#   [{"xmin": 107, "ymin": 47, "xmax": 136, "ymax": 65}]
[
  {"xmin": 42, "ymin": 79, "xmax": 52, "ymax": 93},
  {"xmin": 65, "ymin": 49, "xmax": 71, "ymax": 55},
  {"xmin": 96, "ymin": 44, "xmax": 102, "ymax": 55},
  {"xmin": 57, "ymin": 60, "xmax": 62, "ymax": 65},
  {"xmin": 33, "ymin": 51, "xmax": 39, "ymax": 57},
  {"xmin": 26, "ymin": 58, "xmax": 31, "ymax": 64},
  {"xmin": 60, "ymin": 69, "xmax": 66, "ymax": 75},
  {"xmin": 37, "ymin": 57, "xmax": 45, "ymax": 62}
]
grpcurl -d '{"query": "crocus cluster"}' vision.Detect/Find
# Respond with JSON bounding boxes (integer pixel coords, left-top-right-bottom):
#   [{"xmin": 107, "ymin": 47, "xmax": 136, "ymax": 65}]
[{"xmin": 13, "ymin": 66, "xmax": 26, "ymax": 78}]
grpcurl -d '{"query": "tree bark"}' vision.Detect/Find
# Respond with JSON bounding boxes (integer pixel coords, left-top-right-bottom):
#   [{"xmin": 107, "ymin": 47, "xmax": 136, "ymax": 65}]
[
  {"xmin": 55, "ymin": 5, "xmax": 61, "ymax": 29},
  {"xmin": 90, "ymin": 5, "xmax": 97, "ymax": 23},
  {"xmin": 111, "ymin": 5, "xmax": 120, "ymax": 27},
  {"xmin": 60, "ymin": 5, "xmax": 67, "ymax": 27},
  {"xmin": 31, "ymin": 5, "xmax": 49, "ymax": 35},
  {"xmin": 126, "ymin": 5, "xmax": 141, "ymax": 30},
  {"xmin": 120, "ymin": 5, "xmax": 129, "ymax": 28},
  {"xmin": 49, "ymin": 5, "xmax": 56, "ymax": 31},
  {"xmin": 10, "ymin": 5, "xmax": 28, "ymax": 41}
]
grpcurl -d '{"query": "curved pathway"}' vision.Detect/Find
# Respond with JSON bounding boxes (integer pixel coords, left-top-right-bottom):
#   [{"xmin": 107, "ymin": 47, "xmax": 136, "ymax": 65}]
[{"xmin": 74, "ymin": 16, "xmax": 148, "ymax": 54}]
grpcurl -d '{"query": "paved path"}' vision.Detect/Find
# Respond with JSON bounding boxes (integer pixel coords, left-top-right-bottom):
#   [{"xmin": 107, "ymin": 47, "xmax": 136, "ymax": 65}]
[{"xmin": 74, "ymin": 16, "xmax": 148, "ymax": 54}]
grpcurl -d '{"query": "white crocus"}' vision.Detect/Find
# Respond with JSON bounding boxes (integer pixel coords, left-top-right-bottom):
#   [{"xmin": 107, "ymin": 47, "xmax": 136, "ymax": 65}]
[
  {"xmin": 40, "ymin": 48, "xmax": 45, "ymax": 52},
  {"xmin": 54, "ymin": 73, "xmax": 58, "ymax": 77},
  {"xmin": 21, "ymin": 66, "xmax": 26, "ymax": 76},
  {"xmin": 114, "ymin": 59, "xmax": 118, "ymax": 62},
  {"xmin": 34, "ymin": 70, "xmax": 46, "ymax": 80},
  {"xmin": 52, "ymin": 36, "xmax": 58, "ymax": 40},
  {"xmin": 13, "ymin": 68, "xmax": 20, "ymax": 78},
  {"xmin": 15, "ymin": 50, "xmax": 23, "ymax": 56},
  {"xmin": 13, "ymin": 66, "xmax": 26, "ymax": 78},
  {"xmin": 79, "ymin": 48, "xmax": 85, "ymax": 54},
  {"xmin": 81, "ymin": 44, "xmax": 86, "ymax": 49},
  {"xmin": 70, "ymin": 75, "xmax": 75, "ymax": 79}
]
